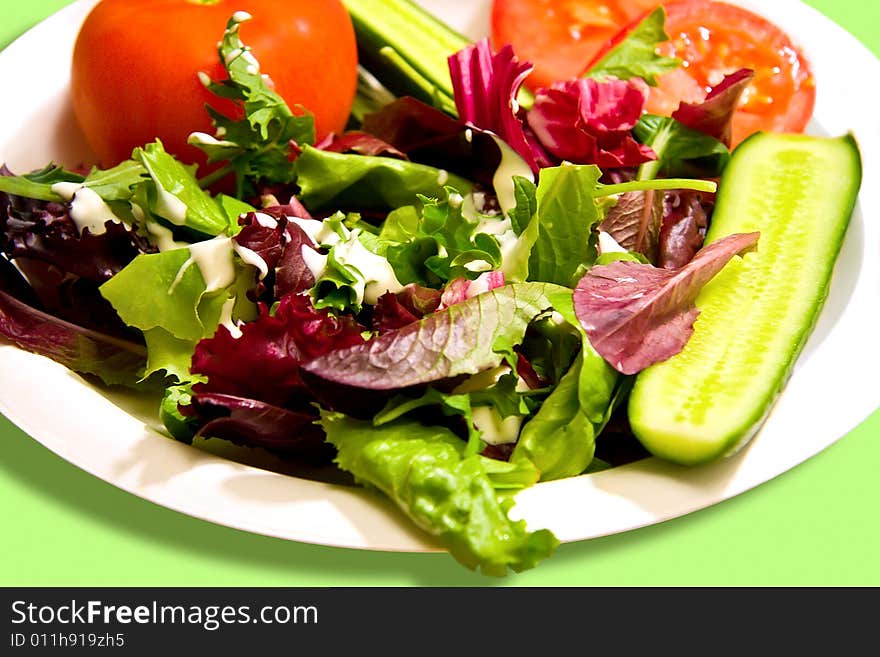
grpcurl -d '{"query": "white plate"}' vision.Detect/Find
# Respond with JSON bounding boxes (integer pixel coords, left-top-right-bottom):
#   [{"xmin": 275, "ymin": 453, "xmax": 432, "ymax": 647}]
[{"xmin": 0, "ymin": 0, "xmax": 878, "ymax": 552}]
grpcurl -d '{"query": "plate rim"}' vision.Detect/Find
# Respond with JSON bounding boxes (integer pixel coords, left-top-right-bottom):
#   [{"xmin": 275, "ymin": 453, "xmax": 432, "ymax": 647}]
[{"xmin": 1, "ymin": 0, "xmax": 878, "ymax": 553}]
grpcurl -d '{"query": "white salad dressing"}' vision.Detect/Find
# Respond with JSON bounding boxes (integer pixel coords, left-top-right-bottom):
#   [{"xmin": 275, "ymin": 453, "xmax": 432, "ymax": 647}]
[
  {"xmin": 153, "ymin": 183, "xmax": 189, "ymax": 226},
  {"xmin": 146, "ymin": 220, "xmax": 188, "ymax": 252},
  {"xmin": 471, "ymin": 406, "xmax": 523, "ymax": 446},
  {"xmin": 301, "ymin": 246, "xmax": 329, "ymax": 281},
  {"xmin": 488, "ymin": 134, "xmax": 534, "ymax": 217},
  {"xmin": 331, "ymin": 232, "xmax": 404, "ymax": 305},
  {"xmin": 218, "ymin": 297, "xmax": 243, "ymax": 339},
  {"xmin": 289, "ymin": 217, "xmax": 344, "ymax": 247},
  {"xmin": 598, "ymin": 231, "xmax": 628, "ymax": 255},
  {"xmin": 50, "ymin": 183, "xmax": 121, "ymax": 236},
  {"xmin": 170, "ymin": 237, "xmax": 237, "ymax": 295},
  {"xmin": 232, "ymin": 242, "xmax": 269, "ymax": 281}
]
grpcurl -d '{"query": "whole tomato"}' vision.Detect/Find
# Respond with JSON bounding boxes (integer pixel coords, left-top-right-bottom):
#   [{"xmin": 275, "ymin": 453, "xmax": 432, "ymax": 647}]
[{"xmin": 71, "ymin": 0, "xmax": 358, "ymax": 168}]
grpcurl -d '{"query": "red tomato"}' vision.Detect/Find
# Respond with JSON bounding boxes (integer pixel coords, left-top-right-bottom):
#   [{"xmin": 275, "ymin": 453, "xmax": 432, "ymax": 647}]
[
  {"xmin": 71, "ymin": 0, "xmax": 358, "ymax": 168},
  {"xmin": 617, "ymin": 0, "xmax": 816, "ymax": 147},
  {"xmin": 490, "ymin": 0, "xmax": 660, "ymax": 91}
]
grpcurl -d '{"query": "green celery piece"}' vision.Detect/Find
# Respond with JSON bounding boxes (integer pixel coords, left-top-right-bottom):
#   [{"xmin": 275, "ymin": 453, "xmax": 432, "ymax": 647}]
[
  {"xmin": 320, "ymin": 410, "xmax": 558, "ymax": 576},
  {"xmin": 294, "ymin": 145, "xmax": 473, "ymax": 210},
  {"xmin": 135, "ymin": 141, "xmax": 233, "ymax": 237},
  {"xmin": 585, "ymin": 7, "xmax": 680, "ymax": 86}
]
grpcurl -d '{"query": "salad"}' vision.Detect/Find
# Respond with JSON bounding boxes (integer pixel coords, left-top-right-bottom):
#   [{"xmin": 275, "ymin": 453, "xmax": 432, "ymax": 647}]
[{"xmin": 0, "ymin": 0, "xmax": 860, "ymax": 575}]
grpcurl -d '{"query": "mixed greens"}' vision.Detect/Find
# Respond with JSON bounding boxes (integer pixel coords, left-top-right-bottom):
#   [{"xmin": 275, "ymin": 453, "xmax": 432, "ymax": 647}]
[{"xmin": 1, "ymin": 6, "xmax": 768, "ymax": 575}]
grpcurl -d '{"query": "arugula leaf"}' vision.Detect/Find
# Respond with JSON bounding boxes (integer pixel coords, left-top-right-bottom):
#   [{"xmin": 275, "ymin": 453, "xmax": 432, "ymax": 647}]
[
  {"xmin": 634, "ymin": 115, "xmax": 731, "ymax": 180},
  {"xmin": 190, "ymin": 12, "xmax": 316, "ymax": 196},
  {"xmin": 320, "ymin": 409, "xmax": 558, "ymax": 576},
  {"xmin": 585, "ymin": 7, "xmax": 680, "ymax": 86}
]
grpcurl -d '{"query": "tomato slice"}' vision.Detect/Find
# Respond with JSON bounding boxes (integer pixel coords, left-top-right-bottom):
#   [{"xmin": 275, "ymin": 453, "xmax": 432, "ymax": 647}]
[
  {"xmin": 641, "ymin": 0, "xmax": 816, "ymax": 146},
  {"xmin": 490, "ymin": 0, "xmax": 660, "ymax": 91}
]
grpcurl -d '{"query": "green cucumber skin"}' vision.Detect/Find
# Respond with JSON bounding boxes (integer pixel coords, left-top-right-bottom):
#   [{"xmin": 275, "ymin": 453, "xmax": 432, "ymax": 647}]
[
  {"xmin": 628, "ymin": 132, "xmax": 862, "ymax": 465},
  {"xmin": 343, "ymin": 0, "xmax": 467, "ymax": 110}
]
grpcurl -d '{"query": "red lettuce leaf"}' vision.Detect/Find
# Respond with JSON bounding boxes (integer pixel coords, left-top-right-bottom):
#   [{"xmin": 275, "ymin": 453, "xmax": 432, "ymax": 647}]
[
  {"xmin": 372, "ymin": 284, "xmax": 442, "ymax": 334},
  {"xmin": 191, "ymin": 293, "xmax": 366, "ymax": 407},
  {"xmin": 315, "ymin": 131, "xmax": 407, "ymax": 159},
  {"xmin": 303, "ymin": 282, "xmax": 556, "ymax": 390},
  {"xmin": 658, "ymin": 191, "xmax": 714, "ymax": 270},
  {"xmin": 233, "ymin": 211, "xmax": 318, "ymax": 302},
  {"xmin": 0, "ymin": 280, "xmax": 147, "ymax": 387},
  {"xmin": 600, "ymin": 190, "xmax": 664, "ymax": 262},
  {"xmin": 187, "ymin": 392, "xmax": 332, "ymax": 461},
  {"xmin": 0, "ymin": 183, "xmax": 155, "ymax": 284},
  {"xmin": 527, "ymin": 78, "xmax": 657, "ymax": 169},
  {"xmin": 573, "ymin": 232, "xmax": 760, "ymax": 375},
  {"xmin": 672, "ymin": 69, "xmax": 755, "ymax": 147}
]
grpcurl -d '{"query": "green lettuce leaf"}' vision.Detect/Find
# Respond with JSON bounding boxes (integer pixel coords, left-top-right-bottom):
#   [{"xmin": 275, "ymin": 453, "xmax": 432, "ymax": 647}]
[
  {"xmin": 527, "ymin": 164, "xmax": 602, "ymax": 287},
  {"xmin": 134, "ymin": 141, "xmax": 234, "ymax": 237},
  {"xmin": 294, "ymin": 145, "xmax": 473, "ymax": 211},
  {"xmin": 585, "ymin": 7, "xmax": 680, "ymax": 86},
  {"xmin": 100, "ymin": 238, "xmax": 257, "ymax": 378},
  {"xmin": 512, "ymin": 289, "xmax": 621, "ymax": 481},
  {"xmin": 320, "ymin": 410, "xmax": 558, "ymax": 576},
  {"xmin": 634, "ymin": 114, "xmax": 731, "ymax": 180}
]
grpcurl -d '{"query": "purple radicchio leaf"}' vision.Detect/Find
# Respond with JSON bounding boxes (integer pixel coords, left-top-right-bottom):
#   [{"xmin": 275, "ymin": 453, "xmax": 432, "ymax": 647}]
[
  {"xmin": 658, "ymin": 190, "xmax": 715, "ymax": 270},
  {"xmin": 186, "ymin": 393, "xmax": 332, "ymax": 462},
  {"xmin": 672, "ymin": 68, "xmax": 755, "ymax": 147},
  {"xmin": 600, "ymin": 190, "xmax": 664, "ymax": 263},
  {"xmin": 448, "ymin": 39, "xmax": 551, "ymax": 174},
  {"xmin": 573, "ymin": 232, "xmax": 760, "ymax": 375},
  {"xmin": 527, "ymin": 77, "xmax": 657, "ymax": 169}
]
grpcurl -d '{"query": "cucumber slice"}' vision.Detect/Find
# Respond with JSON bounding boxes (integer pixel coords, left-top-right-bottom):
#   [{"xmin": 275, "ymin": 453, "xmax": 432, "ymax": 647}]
[{"xmin": 628, "ymin": 132, "xmax": 862, "ymax": 465}]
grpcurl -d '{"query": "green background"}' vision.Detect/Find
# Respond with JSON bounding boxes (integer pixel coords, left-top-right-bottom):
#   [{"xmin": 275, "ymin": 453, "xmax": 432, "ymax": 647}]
[{"xmin": 1, "ymin": 0, "xmax": 877, "ymax": 586}]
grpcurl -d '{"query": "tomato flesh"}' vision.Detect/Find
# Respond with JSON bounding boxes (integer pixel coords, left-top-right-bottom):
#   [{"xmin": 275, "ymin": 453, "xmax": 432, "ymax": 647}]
[
  {"xmin": 71, "ymin": 0, "xmax": 358, "ymax": 168},
  {"xmin": 490, "ymin": 0, "xmax": 659, "ymax": 91},
  {"xmin": 645, "ymin": 0, "xmax": 816, "ymax": 146}
]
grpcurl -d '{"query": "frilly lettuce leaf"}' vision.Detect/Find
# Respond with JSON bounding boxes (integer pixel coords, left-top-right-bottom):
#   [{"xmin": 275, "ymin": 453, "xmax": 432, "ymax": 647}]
[{"xmin": 319, "ymin": 409, "xmax": 558, "ymax": 576}]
